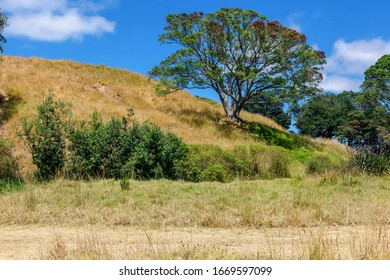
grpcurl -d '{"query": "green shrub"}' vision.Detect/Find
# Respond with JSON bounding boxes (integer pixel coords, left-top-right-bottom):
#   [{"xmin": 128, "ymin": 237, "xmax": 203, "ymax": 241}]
[
  {"xmin": 350, "ymin": 151, "xmax": 390, "ymax": 176},
  {"xmin": 306, "ymin": 155, "xmax": 333, "ymax": 174},
  {"xmin": 18, "ymin": 95, "xmax": 71, "ymax": 180},
  {"xmin": 174, "ymin": 145, "xmax": 243, "ymax": 182},
  {"xmin": 175, "ymin": 144, "xmax": 290, "ymax": 182},
  {"xmin": 68, "ymin": 112, "xmax": 188, "ymax": 180}
]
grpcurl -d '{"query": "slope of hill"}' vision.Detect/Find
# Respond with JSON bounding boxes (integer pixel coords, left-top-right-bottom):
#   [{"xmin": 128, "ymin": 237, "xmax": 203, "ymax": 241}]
[{"xmin": 0, "ymin": 56, "xmax": 348, "ymax": 175}]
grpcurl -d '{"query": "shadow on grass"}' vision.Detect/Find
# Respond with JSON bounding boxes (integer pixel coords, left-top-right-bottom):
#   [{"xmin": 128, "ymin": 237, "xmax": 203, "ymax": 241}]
[{"xmin": 240, "ymin": 120, "xmax": 309, "ymax": 150}]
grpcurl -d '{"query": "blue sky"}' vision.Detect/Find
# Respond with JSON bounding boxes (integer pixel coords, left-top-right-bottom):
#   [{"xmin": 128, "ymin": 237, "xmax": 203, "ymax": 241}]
[{"xmin": 1, "ymin": 0, "xmax": 390, "ymax": 99}]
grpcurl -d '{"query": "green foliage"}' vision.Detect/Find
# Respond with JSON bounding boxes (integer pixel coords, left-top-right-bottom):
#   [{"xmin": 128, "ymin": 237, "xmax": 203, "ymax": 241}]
[
  {"xmin": 174, "ymin": 145, "xmax": 241, "ymax": 182},
  {"xmin": 246, "ymin": 121, "xmax": 306, "ymax": 149},
  {"xmin": 175, "ymin": 144, "xmax": 290, "ymax": 182},
  {"xmin": 350, "ymin": 151, "xmax": 390, "ymax": 176},
  {"xmin": 296, "ymin": 91, "xmax": 357, "ymax": 139},
  {"xmin": 361, "ymin": 54, "xmax": 390, "ymax": 111},
  {"xmin": 149, "ymin": 8, "xmax": 326, "ymax": 122},
  {"xmin": 18, "ymin": 95, "xmax": 71, "ymax": 180},
  {"xmin": 339, "ymin": 90, "xmax": 390, "ymax": 155},
  {"xmin": 68, "ymin": 112, "xmax": 188, "ymax": 180}
]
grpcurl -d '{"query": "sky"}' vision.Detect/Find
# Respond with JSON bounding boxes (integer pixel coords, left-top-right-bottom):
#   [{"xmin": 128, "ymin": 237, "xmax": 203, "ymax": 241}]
[{"xmin": 1, "ymin": 0, "xmax": 390, "ymax": 100}]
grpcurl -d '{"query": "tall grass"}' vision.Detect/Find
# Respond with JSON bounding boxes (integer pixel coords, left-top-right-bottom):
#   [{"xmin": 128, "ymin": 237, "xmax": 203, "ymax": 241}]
[{"xmin": 0, "ymin": 176, "xmax": 388, "ymax": 228}]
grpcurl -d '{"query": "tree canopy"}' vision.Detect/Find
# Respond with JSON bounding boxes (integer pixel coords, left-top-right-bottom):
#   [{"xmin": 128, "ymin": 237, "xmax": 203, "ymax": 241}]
[
  {"xmin": 361, "ymin": 54, "xmax": 390, "ymax": 111},
  {"xmin": 149, "ymin": 8, "xmax": 326, "ymax": 122},
  {"xmin": 296, "ymin": 55, "xmax": 390, "ymax": 156},
  {"xmin": 296, "ymin": 91, "xmax": 357, "ymax": 139}
]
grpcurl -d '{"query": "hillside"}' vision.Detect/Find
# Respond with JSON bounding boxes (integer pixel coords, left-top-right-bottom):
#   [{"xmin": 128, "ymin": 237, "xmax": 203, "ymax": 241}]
[{"xmin": 0, "ymin": 56, "xmax": 347, "ymax": 175}]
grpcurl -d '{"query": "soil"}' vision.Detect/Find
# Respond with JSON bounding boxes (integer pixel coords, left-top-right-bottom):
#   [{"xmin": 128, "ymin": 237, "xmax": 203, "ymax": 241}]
[{"xmin": 0, "ymin": 225, "xmax": 386, "ymax": 259}]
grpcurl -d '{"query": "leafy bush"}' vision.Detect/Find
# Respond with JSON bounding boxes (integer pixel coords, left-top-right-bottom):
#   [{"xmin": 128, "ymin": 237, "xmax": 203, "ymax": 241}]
[
  {"xmin": 175, "ymin": 145, "xmax": 245, "ymax": 182},
  {"xmin": 18, "ymin": 95, "xmax": 71, "ymax": 180},
  {"xmin": 68, "ymin": 112, "xmax": 188, "ymax": 180}
]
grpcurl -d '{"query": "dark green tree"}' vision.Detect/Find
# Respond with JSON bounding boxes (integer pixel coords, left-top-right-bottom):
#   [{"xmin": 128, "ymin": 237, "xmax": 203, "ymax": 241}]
[
  {"xmin": 361, "ymin": 54, "xmax": 390, "ymax": 111},
  {"xmin": 339, "ymin": 89, "xmax": 390, "ymax": 155},
  {"xmin": 149, "ymin": 8, "xmax": 326, "ymax": 123},
  {"xmin": 296, "ymin": 91, "xmax": 357, "ymax": 139}
]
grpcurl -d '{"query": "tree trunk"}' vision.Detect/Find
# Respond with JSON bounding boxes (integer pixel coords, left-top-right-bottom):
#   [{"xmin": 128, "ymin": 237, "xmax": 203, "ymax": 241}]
[{"xmin": 219, "ymin": 93, "xmax": 242, "ymax": 123}]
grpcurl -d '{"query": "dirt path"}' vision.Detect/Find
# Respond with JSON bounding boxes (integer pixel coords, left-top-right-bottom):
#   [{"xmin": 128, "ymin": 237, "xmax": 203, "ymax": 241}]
[{"xmin": 0, "ymin": 225, "xmax": 388, "ymax": 259}]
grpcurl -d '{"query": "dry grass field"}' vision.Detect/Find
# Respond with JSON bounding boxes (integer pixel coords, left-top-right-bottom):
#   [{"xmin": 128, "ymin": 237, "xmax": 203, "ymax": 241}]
[
  {"xmin": 0, "ymin": 176, "xmax": 389, "ymax": 260},
  {"xmin": 0, "ymin": 56, "xmax": 388, "ymax": 260}
]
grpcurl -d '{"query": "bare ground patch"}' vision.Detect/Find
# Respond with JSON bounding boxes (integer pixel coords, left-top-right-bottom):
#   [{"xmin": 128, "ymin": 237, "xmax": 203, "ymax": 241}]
[{"xmin": 0, "ymin": 225, "xmax": 389, "ymax": 260}]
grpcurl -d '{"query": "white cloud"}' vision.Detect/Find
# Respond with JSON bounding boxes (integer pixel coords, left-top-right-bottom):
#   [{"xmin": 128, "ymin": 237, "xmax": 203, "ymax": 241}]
[
  {"xmin": 321, "ymin": 38, "xmax": 390, "ymax": 92},
  {"xmin": 0, "ymin": 0, "xmax": 115, "ymax": 42},
  {"xmin": 321, "ymin": 74, "xmax": 362, "ymax": 92},
  {"xmin": 286, "ymin": 13, "xmax": 303, "ymax": 33}
]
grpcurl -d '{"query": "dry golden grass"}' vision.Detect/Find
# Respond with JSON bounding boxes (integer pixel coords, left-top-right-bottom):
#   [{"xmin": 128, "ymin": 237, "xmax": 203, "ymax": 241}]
[
  {"xmin": 0, "ymin": 56, "xmax": 349, "ymax": 175},
  {"xmin": 0, "ymin": 175, "xmax": 389, "ymax": 260},
  {"xmin": 0, "ymin": 56, "xmax": 275, "ymax": 145}
]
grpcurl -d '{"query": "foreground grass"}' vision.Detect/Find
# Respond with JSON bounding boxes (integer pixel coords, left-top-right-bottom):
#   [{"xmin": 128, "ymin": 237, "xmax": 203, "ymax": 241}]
[
  {"xmin": 1, "ymin": 175, "xmax": 389, "ymax": 228},
  {"xmin": 0, "ymin": 175, "xmax": 389, "ymax": 260}
]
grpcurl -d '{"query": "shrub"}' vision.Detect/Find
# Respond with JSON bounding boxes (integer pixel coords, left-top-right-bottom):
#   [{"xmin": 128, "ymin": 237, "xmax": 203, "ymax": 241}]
[
  {"xmin": 18, "ymin": 95, "xmax": 71, "ymax": 180},
  {"xmin": 68, "ymin": 112, "xmax": 188, "ymax": 180},
  {"xmin": 174, "ymin": 145, "xmax": 243, "ymax": 182},
  {"xmin": 175, "ymin": 144, "xmax": 290, "ymax": 182},
  {"xmin": 350, "ymin": 151, "xmax": 390, "ymax": 176},
  {"xmin": 306, "ymin": 155, "xmax": 333, "ymax": 174}
]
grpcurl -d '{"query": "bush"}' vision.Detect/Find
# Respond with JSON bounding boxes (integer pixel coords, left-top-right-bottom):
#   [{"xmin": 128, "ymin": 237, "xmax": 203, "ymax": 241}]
[
  {"xmin": 175, "ymin": 144, "xmax": 290, "ymax": 182},
  {"xmin": 68, "ymin": 112, "xmax": 188, "ymax": 180},
  {"xmin": 350, "ymin": 151, "xmax": 390, "ymax": 176},
  {"xmin": 174, "ymin": 145, "xmax": 243, "ymax": 182},
  {"xmin": 18, "ymin": 95, "xmax": 70, "ymax": 180}
]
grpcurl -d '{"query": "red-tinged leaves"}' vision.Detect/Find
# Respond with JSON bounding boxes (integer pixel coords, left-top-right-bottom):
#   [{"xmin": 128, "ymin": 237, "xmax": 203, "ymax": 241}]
[{"xmin": 150, "ymin": 8, "xmax": 327, "ymax": 122}]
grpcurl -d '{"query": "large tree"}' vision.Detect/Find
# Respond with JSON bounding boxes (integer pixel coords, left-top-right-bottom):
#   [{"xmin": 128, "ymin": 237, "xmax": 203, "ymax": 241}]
[
  {"xmin": 149, "ymin": 8, "xmax": 326, "ymax": 122},
  {"xmin": 361, "ymin": 54, "xmax": 390, "ymax": 111},
  {"xmin": 296, "ymin": 91, "xmax": 357, "ymax": 139}
]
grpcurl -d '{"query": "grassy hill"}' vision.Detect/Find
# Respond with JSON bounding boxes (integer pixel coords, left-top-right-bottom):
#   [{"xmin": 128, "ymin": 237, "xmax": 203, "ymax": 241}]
[{"xmin": 0, "ymin": 56, "xmax": 348, "ymax": 177}]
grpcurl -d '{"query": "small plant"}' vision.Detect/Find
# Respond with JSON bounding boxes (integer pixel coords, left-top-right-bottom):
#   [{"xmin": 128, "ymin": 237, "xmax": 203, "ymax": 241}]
[{"xmin": 120, "ymin": 177, "xmax": 130, "ymax": 191}]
